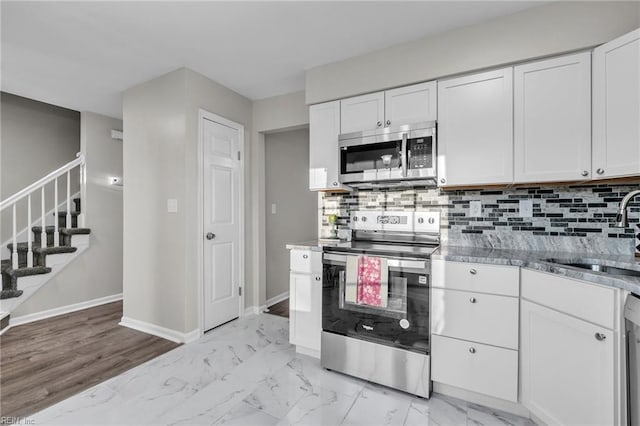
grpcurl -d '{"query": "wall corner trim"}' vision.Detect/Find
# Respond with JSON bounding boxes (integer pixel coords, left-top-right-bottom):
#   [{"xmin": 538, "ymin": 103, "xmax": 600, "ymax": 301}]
[{"xmin": 119, "ymin": 316, "xmax": 200, "ymax": 344}]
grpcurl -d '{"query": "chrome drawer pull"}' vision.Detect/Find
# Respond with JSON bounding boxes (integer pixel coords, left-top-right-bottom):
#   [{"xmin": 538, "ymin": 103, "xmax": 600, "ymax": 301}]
[
  {"xmin": 303, "ymin": 254, "xmax": 308, "ymax": 259},
  {"xmin": 469, "ymin": 347, "xmax": 476, "ymax": 354},
  {"xmin": 469, "ymin": 269, "xmax": 477, "ymax": 275},
  {"xmin": 469, "ymin": 297, "xmax": 477, "ymax": 303},
  {"xmin": 595, "ymin": 332, "xmax": 607, "ymax": 341}
]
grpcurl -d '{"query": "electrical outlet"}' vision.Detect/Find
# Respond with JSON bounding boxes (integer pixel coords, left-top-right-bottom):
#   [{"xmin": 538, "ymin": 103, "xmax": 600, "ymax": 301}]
[
  {"xmin": 470, "ymin": 200, "xmax": 482, "ymax": 217},
  {"xmin": 519, "ymin": 199, "xmax": 533, "ymax": 218},
  {"xmin": 167, "ymin": 199, "xmax": 178, "ymax": 213}
]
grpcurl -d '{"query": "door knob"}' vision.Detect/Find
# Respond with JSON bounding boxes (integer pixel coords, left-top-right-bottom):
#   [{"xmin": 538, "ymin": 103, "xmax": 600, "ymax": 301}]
[{"xmin": 206, "ymin": 232, "xmax": 216, "ymax": 240}]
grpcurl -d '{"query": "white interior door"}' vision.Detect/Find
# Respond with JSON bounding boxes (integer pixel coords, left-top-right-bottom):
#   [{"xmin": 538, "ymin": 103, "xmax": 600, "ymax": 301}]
[{"xmin": 202, "ymin": 117, "xmax": 242, "ymax": 331}]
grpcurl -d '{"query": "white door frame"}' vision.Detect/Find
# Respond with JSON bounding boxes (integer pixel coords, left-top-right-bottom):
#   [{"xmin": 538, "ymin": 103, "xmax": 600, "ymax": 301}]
[{"xmin": 197, "ymin": 109, "xmax": 245, "ymax": 336}]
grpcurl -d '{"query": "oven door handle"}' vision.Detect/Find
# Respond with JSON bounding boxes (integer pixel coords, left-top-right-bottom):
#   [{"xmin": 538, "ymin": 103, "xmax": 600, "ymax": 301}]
[{"xmin": 323, "ymin": 253, "xmax": 427, "ymax": 270}]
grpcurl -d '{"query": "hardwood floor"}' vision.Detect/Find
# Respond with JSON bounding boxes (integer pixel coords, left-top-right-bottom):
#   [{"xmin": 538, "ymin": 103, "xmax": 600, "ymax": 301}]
[
  {"xmin": 266, "ymin": 298, "xmax": 289, "ymax": 318},
  {"xmin": 0, "ymin": 301, "xmax": 180, "ymax": 418}
]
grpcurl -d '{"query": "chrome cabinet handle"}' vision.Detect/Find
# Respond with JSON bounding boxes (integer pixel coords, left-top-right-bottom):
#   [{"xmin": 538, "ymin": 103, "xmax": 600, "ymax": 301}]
[
  {"xmin": 469, "ymin": 297, "xmax": 477, "ymax": 303},
  {"xmin": 401, "ymin": 133, "xmax": 408, "ymax": 178},
  {"xmin": 377, "ymin": 121, "xmax": 382, "ymax": 127},
  {"xmin": 386, "ymin": 120, "xmax": 391, "ymax": 126},
  {"xmin": 581, "ymin": 170, "xmax": 589, "ymax": 177},
  {"xmin": 315, "ymin": 276, "xmax": 321, "ymax": 281},
  {"xmin": 302, "ymin": 254, "xmax": 308, "ymax": 259},
  {"xmin": 597, "ymin": 168, "xmax": 605, "ymax": 175},
  {"xmin": 469, "ymin": 269, "xmax": 477, "ymax": 275},
  {"xmin": 595, "ymin": 332, "xmax": 607, "ymax": 341},
  {"xmin": 440, "ymin": 178, "xmax": 446, "ymax": 184},
  {"xmin": 206, "ymin": 232, "xmax": 216, "ymax": 240},
  {"xmin": 469, "ymin": 347, "xmax": 476, "ymax": 354},
  {"xmin": 333, "ymin": 182, "xmax": 338, "ymax": 186}
]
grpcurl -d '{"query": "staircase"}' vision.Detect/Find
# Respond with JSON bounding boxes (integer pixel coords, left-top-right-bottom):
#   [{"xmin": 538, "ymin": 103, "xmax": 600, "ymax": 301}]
[{"xmin": 0, "ymin": 154, "xmax": 90, "ymax": 328}]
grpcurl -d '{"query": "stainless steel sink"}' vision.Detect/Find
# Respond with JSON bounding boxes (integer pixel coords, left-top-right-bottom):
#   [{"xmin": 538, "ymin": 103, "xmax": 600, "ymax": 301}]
[{"xmin": 544, "ymin": 258, "xmax": 640, "ymax": 278}]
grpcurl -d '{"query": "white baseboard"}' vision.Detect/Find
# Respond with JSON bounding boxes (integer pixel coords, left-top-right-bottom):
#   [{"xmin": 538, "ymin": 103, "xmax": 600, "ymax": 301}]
[
  {"xmin": 9, "ymin": 293, "xmax": 123, "ymax": 328},
  {"xmin": 244, "ymin": 306, "xmax": 260, "ymax": 316},
  {"xmin": 296, "ymin": 345, "xmax": 320, "ymax": 359},
  {"xmin": 265, "ymin": 291, "xmax": 289, "ymax": 308},
  {"xmin": 119, "ymin": 316, "xmax": 200, "ymax": 344},
  {"xmin": 432, "ymin": 382, "xmax": 530, "ymax": 418}
]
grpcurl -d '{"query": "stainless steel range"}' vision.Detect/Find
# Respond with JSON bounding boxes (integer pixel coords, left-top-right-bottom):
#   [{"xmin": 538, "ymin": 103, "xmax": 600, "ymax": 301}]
[{"xmin": 321, "ymin": 210, "xmax": 440, "ymax": 398}]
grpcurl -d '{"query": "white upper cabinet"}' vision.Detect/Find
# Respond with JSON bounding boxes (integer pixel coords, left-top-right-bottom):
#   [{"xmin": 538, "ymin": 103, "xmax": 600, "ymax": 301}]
[
  {"xmin": 340, "ymin": 92, "xmax": 385, "ymax": 134},
  {"xmin": 437, "ymin": 68, "xmax": 513, "ymax": 186},
  {"xmin": 340, "ymin": 82, "xmax": 437, "ymax": 134},
  {"xmin": 593, "ymin": 28, "xmax": 640, "ymax": 179},
  {"xmin": 384, "ymin": 81, "xmax": 437, "ymax": 127},
  {"xmin": 309, "ymin": 101, "xmax": 345, "ymax": 191},
  {"xmin": 514, "ymin": 52, "xmax": 592, "ymax": 183}
]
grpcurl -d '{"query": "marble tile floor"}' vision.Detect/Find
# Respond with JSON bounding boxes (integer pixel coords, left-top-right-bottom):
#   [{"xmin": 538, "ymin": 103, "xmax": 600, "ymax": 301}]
[{"xmin": 30, "ymin": 314, "xmax": 535, "ymax": 426}]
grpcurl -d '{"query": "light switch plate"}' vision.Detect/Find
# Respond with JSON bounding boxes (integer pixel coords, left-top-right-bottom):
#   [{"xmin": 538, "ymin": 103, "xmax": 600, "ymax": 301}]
[
  {"xmin": 271, "ymin": 203, "xmax": 277, "ymax": 214},
  {"xmin": 519, "ymin": 199, "xmax": 533, "ymax": 218},
  {"xmin": 167, "ymin": 198, "xmax": 178, "ymax": 213},
  {"xmin": 470, "ymin": 200, "xmax": 482, "ymax": 217}
]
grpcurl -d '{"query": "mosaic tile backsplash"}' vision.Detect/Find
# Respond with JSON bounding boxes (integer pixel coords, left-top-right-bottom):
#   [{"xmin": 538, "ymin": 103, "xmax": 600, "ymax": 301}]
[{"xmin": 320, "ymin": 182, "xmax": 640, "ymax": 255}]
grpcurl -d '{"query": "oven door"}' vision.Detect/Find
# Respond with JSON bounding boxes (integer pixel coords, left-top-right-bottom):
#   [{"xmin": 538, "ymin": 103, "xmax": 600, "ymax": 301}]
[{"xmin": 322, "ymin": 252, "xmax": 430, "ymax": 354}]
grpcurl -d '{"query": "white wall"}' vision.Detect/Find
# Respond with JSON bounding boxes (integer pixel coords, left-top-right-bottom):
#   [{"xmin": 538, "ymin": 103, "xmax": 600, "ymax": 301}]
[
  {"xmin": 251, "ymin": 90, "xmax": 309, "ymax": 309},
  {"xmin": 264, "ymin": 128, "xmax": 316, "ymax": 301},
  {"xmin": 305, "ymin": 1, "xmax": 640, "ymax": 104},
  {"xmin": 123, "ymin": 68, "xmax": 252, "ymax": 335},
  {"xmin": 1, "ymin": 93, "xmax": 80, "ymax": 242},
  {"xmin": 12, "ymin": 112, "xmax": 123, "ymax": 317}
]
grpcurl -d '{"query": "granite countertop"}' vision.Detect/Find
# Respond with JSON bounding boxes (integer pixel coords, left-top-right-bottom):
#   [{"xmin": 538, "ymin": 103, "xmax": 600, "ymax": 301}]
[
  {"xmin": 285, "ymin": 240, "xmax": 349, "ymax": 252},
  {"xmin": 434, "ymin": 246, "xmax": 640, "ymax": 296}
]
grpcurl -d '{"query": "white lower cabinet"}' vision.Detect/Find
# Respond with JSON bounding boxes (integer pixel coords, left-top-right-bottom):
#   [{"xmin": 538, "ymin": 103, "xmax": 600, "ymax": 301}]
[
  {"xmin": 520, "ymin": 300, "xmax": 615, "ymax": 426},
  {"xmin": 289, "ymin": 249, "xmax": 322, "ymax": 357},
  {"xmin": 432, "ymin": 335, "xmax": 518, "ymax": 402},
  {"xmin": 431, "ymin": 259, "xmax": 520, "ymax": 402},
  {"xmin": 520, "ymin": 269, "xmax": 621, "ymax": 426}
]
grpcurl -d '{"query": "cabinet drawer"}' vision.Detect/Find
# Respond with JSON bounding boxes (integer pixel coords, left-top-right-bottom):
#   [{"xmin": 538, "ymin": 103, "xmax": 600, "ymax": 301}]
[
  {"xmin": 521, "ymin": 269, "xmax": 616, "ymax": 329},
  {"xmin": 431, "ymin": 334, "xmax": 518, "ymax": 402},
  {"xmin": 431, "ymin": 260, "xmax": 519, "ymax": 296},
  {"xmin": 431, "ymin": 288, "xmax": 518, "ymax": 349},
  {"xmin": 290, "ymin": 249, "xmax": 321, "ymax": 274}
]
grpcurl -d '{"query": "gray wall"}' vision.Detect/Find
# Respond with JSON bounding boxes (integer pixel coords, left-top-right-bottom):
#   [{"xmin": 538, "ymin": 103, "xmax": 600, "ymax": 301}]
[
  {"xmin": 13, "ymin": 112, "xmax": 123, "ymax": 317},
  {"xmin": 265, "ymin": 128, "xmax": 316, "ymax": 301},
  {"xmin": 123, "ymin": 68, "xmax": 253, "ymax": 334},
  {"xmin": 1, "ymin": 93, "xmax": 80, "ymax": 242},
  {"xmin": 305, "ymin": 1, "xmax": 640, "ymax": 104}
]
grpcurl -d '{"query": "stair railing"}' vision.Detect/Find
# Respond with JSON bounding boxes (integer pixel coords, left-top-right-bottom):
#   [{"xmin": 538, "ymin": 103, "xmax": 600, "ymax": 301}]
[{"xmin": 0, "ymin": 153, "xmax": 86, "ymax": 269}]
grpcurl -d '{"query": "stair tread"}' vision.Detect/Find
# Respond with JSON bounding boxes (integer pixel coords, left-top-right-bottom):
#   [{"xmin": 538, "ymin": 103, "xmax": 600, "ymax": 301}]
[
  {"xmin": 56, "ymin": 211, "xmax": 80, "ymax": 216},
  {"xmin": 2, "ymin": 265, "xmax": 51, "ymax": 277},
  {"xmin": 32, "ymin": 226, "xmax": 91, "ymax": 235},
  {"xmin": 6, "ymin": 243, "xmax": 77, "ymax": 255}
]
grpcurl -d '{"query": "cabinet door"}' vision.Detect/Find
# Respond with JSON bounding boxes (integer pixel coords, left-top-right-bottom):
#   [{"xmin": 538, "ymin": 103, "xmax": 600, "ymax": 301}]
[
  {"xmin": 521, "ymin": 300, "xmax": 616, "ymax": 426},
  {"xmin": 340, "ymin": 92, "xmax": 384, "ymax": 134},
  {"xmin": 384, "ymin": 81, "xmax": 437, "ymax": 127},
  {"xmin": 289, "ymin": 272, "xmax": 322, "ymax": 351},
  {"xmin": 437, "ymin": 68, "xmax": 513, "ymax": 186},
  {"xmin": 514, "ymin": 52, "xmax": 591, "ymax": 183},
  {"xmin": 309, "ymin": 101, "xmax": 342, "ymax": 190},
  {"xmin": 593, "ymin": 29, "xmax": 640, "ymax": 179}
]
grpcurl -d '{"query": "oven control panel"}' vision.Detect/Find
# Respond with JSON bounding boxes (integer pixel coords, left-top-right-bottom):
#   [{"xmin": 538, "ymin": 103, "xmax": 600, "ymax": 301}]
[{"xmin": 350, "ymin": 210, "xmax": 440, "ymax": 233}]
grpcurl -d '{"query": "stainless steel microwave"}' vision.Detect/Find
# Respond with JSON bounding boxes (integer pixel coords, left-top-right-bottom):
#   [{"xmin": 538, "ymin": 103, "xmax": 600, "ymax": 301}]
[{"xmin": 338, "ymin": 121, "xmax": 436, "ymax": 188}]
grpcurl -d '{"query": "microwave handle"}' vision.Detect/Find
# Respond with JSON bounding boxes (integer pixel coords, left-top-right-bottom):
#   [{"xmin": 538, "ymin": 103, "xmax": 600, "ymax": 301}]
[{"xmin": 401, "ymin": 132, "xmax": 408, "ymax": 177}]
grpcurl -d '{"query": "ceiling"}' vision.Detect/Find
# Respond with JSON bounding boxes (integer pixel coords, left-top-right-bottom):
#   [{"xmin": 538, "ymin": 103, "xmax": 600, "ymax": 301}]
[{"xmin": 1, "ymin": 1, "xmax": 544, "ymax": 119}]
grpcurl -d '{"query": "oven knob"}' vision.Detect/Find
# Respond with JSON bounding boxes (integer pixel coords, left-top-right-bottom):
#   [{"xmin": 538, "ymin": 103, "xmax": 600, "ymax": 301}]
[
  {"xmin": 418, "ymin": 218, "xmax": 424, "ymax": 224},
  {"xmin": 353, "ymin": 216, "xmax": 358, "ymax": 222},
  {"xmin": 428, "ymin": 217, "xmax": 435, "ymax": 224},
  {"xmin": 362, "ymin": 217, "xmax": 367, "ymax": 222},
  {"xmin": 399, "ymin": 319, "xmax": 410, "ymax": 329}
]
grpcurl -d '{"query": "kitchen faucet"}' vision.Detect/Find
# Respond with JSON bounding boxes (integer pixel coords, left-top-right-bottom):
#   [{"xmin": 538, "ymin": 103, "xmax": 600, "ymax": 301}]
[
  {"xmin": 615, "ymin": 189, "xmax": 640, "ymax": 227},
  {"xmin": 615, "ymin": 189, "xmax": 640, "ymax": 258}
]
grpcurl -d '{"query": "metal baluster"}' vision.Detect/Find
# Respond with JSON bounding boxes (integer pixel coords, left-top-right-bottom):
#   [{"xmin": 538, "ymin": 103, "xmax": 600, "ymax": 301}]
[
  {"xmin": 27, "ymin": 195, "xmax": 33, "ymax": 268},
  {"xmin": 12, "ymin": 204, "xmax": 18, "ymax": 269},
  {"xmin": 54, "ymin": 177, "xmax": 59, "ymax": 246},
  {"xmin": 41, "ymin": 187, "xmax": 46, "ymax": 249},
  {"xmin": 66, "ymin": 170, "xmax": 71, "ymax": 229}
]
